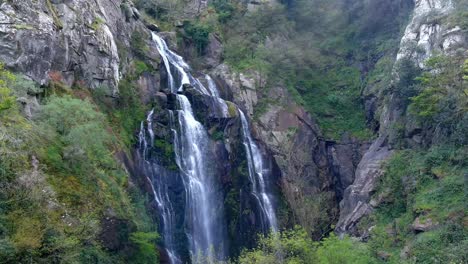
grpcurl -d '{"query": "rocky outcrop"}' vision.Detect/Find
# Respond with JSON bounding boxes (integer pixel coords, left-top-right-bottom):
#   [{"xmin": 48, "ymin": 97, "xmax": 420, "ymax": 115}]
[
  {"xmin": 326, "ymin": 137, "xmax": 370, "ymax": 202},
  {"xmin": 0, "ymin": 0, "xmax": 155, "ymax": 95},
  {"xmin": 396, "ymin": 0, "xmax": 463, "ymax": 67},
  {"xmin": 211, "ymin": 63, "xmax": 336, "ymax": 236},
  {"xmin": 382, "ymin": 0, "xmax": 467, "ymax": 137},
  {"xmin": 411, "ymin": 217, "xmax": 438, "ymax": 232},
  {"xmin": 336, "ymin": 137, "xmax": 392, "ymax": 235}
]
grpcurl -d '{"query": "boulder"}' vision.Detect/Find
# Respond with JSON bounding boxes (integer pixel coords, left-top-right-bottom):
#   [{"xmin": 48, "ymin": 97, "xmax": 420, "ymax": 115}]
[
  {"xmin": 412, "ymin": 217, "xmax": 438, "ymax": 232},
  {"xmin": 146, "ymin": 23, "xmax": 160, "ymax": 32}
]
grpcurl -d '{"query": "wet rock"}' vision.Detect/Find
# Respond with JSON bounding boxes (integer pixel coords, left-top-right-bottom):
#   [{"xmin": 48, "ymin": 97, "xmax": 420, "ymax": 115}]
[
  {"xmin": 146, "ymin": 23, "xmax": 160, "ymax": 32},
  {"xmin": 211, "ymin": 64, "xmax": 261, "ymax": 116},
  {"xmin": 203, "ymin": 34, "xmax": 223, "ymax": 69},
  {"xmin": 132, "ymin": 7, "xmax": 141, "ymax": 20},
  {"xmin": 138, "ymin": 72, "xmax": 160, "ymax": 105},
  {"xmin": 155, "ymin": 92, "xmax": 168, "ymax": 108},
  {"xmin": 211, "ymin": 63, "xmax": 335, "ymax": 233}
]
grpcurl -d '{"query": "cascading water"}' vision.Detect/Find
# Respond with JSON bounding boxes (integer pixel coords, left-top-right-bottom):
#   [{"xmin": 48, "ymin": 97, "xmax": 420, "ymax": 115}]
[
  {"xmin": 143, "ymin": 32, "xmax": 278, "ymax": 262},
  {"xmin": 138, "ymin": 112, "xmax": 181, "ymax": 264},
  {"xmin": 152, "ymin": 33, "xmax": 226, "ymax": 262},
  {"xmin": 239, "ymin": 110, "xmax": 278, "ymax": 233},
  {"xmin": 204, "ymin": 76, "xmax": 278, "ymax": 232}
]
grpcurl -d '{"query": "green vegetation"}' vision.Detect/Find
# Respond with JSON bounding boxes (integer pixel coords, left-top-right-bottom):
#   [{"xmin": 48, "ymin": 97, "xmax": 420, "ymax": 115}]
[
  {"xmin": 365, "ymin": 145, "xmax": 467, "ymax": 263},
  {"xmin": 131, "ymin": 30, "xmax": 150, "ymax": 59},
  {"xmin": 154, "ymin": 139, "xmax": 178, "ymax": 171},
  {"xmin": 92, "ymin": 78, "xmax": 149, "ymax": 148},
  {"xmin": 213, "ymin": 0, "xmax": 414, "ymax": 139},
  {"xmin": 182, "ymin": 20, "xmax": 212, "ymax": 55},
  {"xmin": 409, "ymin": 55, "xmax": 467, "ymax": 138},
  {"xmin": 236, "ymin": 227, "xmax": 373, "ymax": 264},
  {"xmin": 0, "ymin": 65, "xmax": 159, "ymax": 263},
  {"xmin": 0, "ymin": 64, "xmax": 16, "ymax": 112},
  {"xmin": 90, "ymin": 17, "xmax": 105, "ymax": 31}
]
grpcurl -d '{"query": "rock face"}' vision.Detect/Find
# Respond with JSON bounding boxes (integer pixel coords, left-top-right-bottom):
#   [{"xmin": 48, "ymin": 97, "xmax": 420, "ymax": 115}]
[
  {"xmin": 382, "ymin": 0, "xmax": 467, "ymax": 138},
  {"xmin": 326, "ymin": 138, "xmax": 370, "ymax": 202},
  {"xmin": 212, "ymin": 64, "xmax": 336, "ymax": 236},
  {"xmin": 0, "ymin": 0, "xmax": 154, "ymax": 95},
  {"xmin": 396, "ymin": 0, "xmax": 463, "ymax": 67},
  {"xmin": 336, "ymin": 137, "xmax": 392, "ymax": 235}
]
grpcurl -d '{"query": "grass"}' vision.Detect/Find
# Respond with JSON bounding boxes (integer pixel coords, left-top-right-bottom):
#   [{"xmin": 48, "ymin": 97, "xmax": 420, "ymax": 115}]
[{"xmin": 367, "ymin": 145, "xmax": 467, "ymax": 262}]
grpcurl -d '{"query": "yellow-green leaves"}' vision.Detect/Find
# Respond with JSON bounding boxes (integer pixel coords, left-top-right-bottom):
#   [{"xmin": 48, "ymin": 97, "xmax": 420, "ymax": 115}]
[{"xmin": 0, "ymin": 63, "xmax": 16, "ymax": 112}]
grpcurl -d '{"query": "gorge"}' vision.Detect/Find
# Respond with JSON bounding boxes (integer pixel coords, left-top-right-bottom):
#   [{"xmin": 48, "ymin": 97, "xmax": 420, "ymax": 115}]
[{"xmin": 0, "ymin": 0, "xmax": 466, "ymax": 263}]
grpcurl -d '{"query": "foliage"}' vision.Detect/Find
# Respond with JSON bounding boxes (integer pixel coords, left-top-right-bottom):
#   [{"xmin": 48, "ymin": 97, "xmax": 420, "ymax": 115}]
[
  {"xmin": 129, "ymin": 232, "xmax": 160, "ymax": 264},
  {"xmin": 92, "ymin": 78, "xmax": 149, "ymax": 148},
  {"xmin": 219, "ymin": 0, "xmax": 412, "ymax": 139},
  {"xmin": 236, "ymin": 227, "xmax": 373, "ymax": 264},
  {"xmin": 316, "ymin": 233, "xmax": 373, "ymax": 264},
  {"xmin": 182, "ymin": 20, "xmax": 212, "ymax": 55},
  {"xmin": 237, "ymin": 227, "xmax": 315, "ymax": 264},
  {"xmin": 90, "ymin": 17, "xmax": 105, "ymax": 31},
  {"xmin": 409, "ymin": 54, "xmax": 467, "ymax": 121},
  {"xmin": 0, "ymin": 63, "xmax": 16, "ymax": 112},
  {"xmin": 0, "ymin": 63, "xmax": 159, "ymax": 263},
  {"xmin": 131, "ymin": 30, "xmax": 150, "ymax": 59},
  {"xmin": 367, "ymin": 145, "xmax": 467, "ymax": 263},
  {"xmin": 211, "ymin": 0, "xmax": 237, "ymax": 23}
]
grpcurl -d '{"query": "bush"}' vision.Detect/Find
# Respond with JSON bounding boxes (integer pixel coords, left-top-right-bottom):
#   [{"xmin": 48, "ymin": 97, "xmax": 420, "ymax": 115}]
[
  {"xmin": 316, "ymin": 233, "xmax": 373, "ymax": 264},
  {"xmin": 237, "ymin": 227, "xmax": 373, "ymax": 264},
  {"xmin": 238, "ymin": 227, "xmax": 315, "ymax": 264},
  {"xmin": 0, "ymin": 63, "xmax": 16, "ymax": 112},
  {"xmin": 183, "ymin": 21, "xmax": 212, "ymax": 55},
  {"xmin": 129, "ymin": 232, "xmax": 160, "ymax": 264}
]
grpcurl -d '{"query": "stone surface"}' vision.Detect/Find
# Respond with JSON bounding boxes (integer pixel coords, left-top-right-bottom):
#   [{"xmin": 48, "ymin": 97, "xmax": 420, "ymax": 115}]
[
  {"xmin": 211, "ymin": 63, "xmax": 336, "ymax": 233},
  {"xmin": 336, "ymin": 136, "xmax": 393, "ymax": 235},
  {"xmin": 0, "ymin": 0, "xmax": 153, "ymax": 95},
  {"xmin": 412, "ymin": 217, "xmax": 438, "ymax": 232}
]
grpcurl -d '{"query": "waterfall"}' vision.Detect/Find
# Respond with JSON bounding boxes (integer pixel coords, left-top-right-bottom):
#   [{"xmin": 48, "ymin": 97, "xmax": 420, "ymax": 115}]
[
  {"xmin": 205, "ymin": 75, "xmax": 229, "ymax": 117},
  {"xmin": 152, "ymin": 33, "xmax": 226, "ymax": 262},
  {"xmin": 239, "ymin": 110, "xmax": 278, "ymax": 233},
  {"xmin": 138, "ymin": 114, "xmax": 181, "ymax": 264},
  {"xmin": 143, "ymin": 32, "xmax": 278, "ymax": 262}
]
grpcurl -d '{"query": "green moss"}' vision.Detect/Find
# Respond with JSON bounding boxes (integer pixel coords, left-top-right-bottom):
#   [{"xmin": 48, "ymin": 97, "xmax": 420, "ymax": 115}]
[
  {"xmin": 210, "ymin": 130, "xmax": 224, "ymax": 141},
  {"xmin": 226, "ymin": 101, "xmax": 238, "ymax": 117},
  {"xmin": 46, "ymin": 0, "xmax": 63, "ymax": 30},
  {"xmin": 13, "ymin": 24, "xmax": 34, "ymax": 30},
  {"xmin": 154, "ymin": 139, "xmax": 177, "ymax": 169},
  {"xmin": 90, "ymin": 17, "xmax": 105, "ymax": 31},
  {"xmin": 133, "ymin": 60, "xmax": 152, "ymax": 76}
]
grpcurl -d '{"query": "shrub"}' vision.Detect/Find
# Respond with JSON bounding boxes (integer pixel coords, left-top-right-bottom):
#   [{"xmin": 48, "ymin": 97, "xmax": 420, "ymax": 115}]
[{"xmin": 183, "ymin": 21, "xmax": 212, "ymax": 55}]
